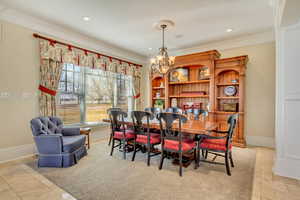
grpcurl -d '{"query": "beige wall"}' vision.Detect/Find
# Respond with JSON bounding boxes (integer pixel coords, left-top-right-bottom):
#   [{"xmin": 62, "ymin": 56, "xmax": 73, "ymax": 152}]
[
  {"xmin": 0, "ymin": 20, "xmax": 40, "ymax": 149},
  {"xmin": 219, "ymin": 43, "xmax": 275, "ymax": 140},
  {"xmin": 141, "ymin": 42, "xmax": 276, "ymax": 146}
]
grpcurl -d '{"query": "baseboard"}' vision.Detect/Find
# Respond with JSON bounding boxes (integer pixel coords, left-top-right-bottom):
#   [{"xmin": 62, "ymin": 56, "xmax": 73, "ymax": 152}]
[
  {"xmin": 0, "ymin": 143, "xmax": 37, "ymax": 164},
  {"xmin": 246, "ymin": 136, "xmax": 275, "ymax": 148},
  {"xmin": 274, "ymin": 157, "xmax": 300, "ymax": 180}
]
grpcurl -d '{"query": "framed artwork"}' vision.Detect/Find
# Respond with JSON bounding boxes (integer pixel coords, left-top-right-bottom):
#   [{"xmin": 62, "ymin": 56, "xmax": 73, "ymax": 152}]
[
  {"xmin": 169, "ymin": 68, "xmax": 189, "ymax": 82},
  {"xmin": 198, "ymin": 66, "xmax": 210, "ymax": 80}
]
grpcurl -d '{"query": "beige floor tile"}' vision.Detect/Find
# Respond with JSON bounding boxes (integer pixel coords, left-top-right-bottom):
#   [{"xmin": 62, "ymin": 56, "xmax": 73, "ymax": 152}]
[
  {"xmin": 0, "ymin": 189, "xmax": 20, "ymax": 200},
  {"xmin": 0, "ymin": 177, "xmax": 10, "ymax": 192},
  {"xmin": 21, "ymin": 188, "xmax": 76, "ymax": 200}
]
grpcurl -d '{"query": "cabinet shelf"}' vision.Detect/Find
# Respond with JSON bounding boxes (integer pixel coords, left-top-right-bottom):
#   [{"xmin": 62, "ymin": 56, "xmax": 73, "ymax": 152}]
[
  {"xmin": 152, "ymin": 87, "xmax": 165, "ymax": 89},
  {"xmin": 214, "ymin": 111, "xmax": 244, "ymax": 114},
  {"xmin": 168, "ymin": 80, "xmax": 210, "ymax": 85},
  {"xmin": 169, "ymin": 95, "xmax": 209, "ymax": 98},
  {"xmin": 216, "ymin": 83, "xmax": 239, "ymax": 86},
  {"xmin": 217, "ymin": 96, "xmax": 239, "ymax": 100}
]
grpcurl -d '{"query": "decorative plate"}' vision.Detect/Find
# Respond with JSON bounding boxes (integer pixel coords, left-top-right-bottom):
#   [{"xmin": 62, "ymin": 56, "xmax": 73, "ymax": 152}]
[{"xmin": 224, "ymin": 86, "xmax": 237, "ymax": 96}]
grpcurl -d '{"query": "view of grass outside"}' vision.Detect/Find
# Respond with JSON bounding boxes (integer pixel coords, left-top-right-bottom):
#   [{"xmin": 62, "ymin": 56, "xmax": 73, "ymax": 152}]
[{"xmin": 56, "ymin": 64, "xmax": 133, "ymax": 125}]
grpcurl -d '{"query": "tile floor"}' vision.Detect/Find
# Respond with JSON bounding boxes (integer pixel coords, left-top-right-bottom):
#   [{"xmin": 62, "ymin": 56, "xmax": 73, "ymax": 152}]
[
  {"xmin": 0, "ymin": 164, "xmax": 76, "ymax": 200},
  {"xmin": 1, "ymin": 147, "xmax": 300, "ymax": 200},
  {"xmin": 252, "ymin": 148, "xmax": 300, "ymax": 200}
]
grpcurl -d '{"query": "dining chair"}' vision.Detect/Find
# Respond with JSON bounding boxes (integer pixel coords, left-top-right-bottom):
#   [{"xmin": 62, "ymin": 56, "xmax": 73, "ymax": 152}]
[
  {"xmin": 158, "ymin": 112, "xmax": 197, "ymax": 176},
  {"xmin": 107, "ymin": 108, "xmax": 122, "ymax": 146},
  {"xmin": 109, "ymin": 110, "xmax": 135, "ymax": 160},
  {"xmin": 196, "ymin": 114, "xmax": 238, "ymax": 176},
  {"xmin": 193, "ymin": 109, "xmax": 207, "ymax": 120},
  {"xmin": 144, "ymin": 107, "xmax": 162, "ymax": 119},
  {"xmin": 165, "ymin": 107, "xmax": 183, "ymax": 114},
  {"xmin": 131, "ymin": 111, "xmax": 161, "ymax": 166}
]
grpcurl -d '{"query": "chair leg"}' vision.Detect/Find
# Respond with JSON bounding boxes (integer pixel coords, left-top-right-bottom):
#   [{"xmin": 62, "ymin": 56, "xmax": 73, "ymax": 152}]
[
  {"xmin": 159, "ymin": 151, "xmax": 165, "ymax": 170},
  {"xmin": 147, "ymin": 145, "xmax": 151, "ymax": 166},
  {"xmin": 110, "ymin": 139, "xmax": 115, "ymax": 156},
  {"xmin": 225, "ymin": 152, "xmax": 231, "ymax": 176},
  {"xmin": 204, "ymin": 150, "xmax": 208, "ymax": 159},
  {"xmin": 123, "ymin": 140, "xmax": 126, "ymax": 160},
  {"xmin": 229, "ymin": 151, "xmax": 234, "ymax": 168},
  {"xmin": 132, "ymin": 141, "xmax": 137, "ymax": 162},
  {"xmin": 179, "ymin": 152, "xmax": 183, "ymax": 177},
  {"xmin": 108, "ymin": 133, "xmax": 113, "ymax": 146},
  {"xmin": 194, "ymin": 148, "xmax": 197, "ymax": 169},
  {"xmin": 196, "ymin": 144, "xmax": 201, "ymax": 169}
]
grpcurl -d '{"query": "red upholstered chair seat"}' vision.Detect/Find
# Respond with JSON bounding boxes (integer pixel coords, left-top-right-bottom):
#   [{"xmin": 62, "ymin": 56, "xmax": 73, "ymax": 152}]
[
  {"xmin": 200, "ymin": 138, "xmax": 231, "ymax": 151},
  {"xmin": 113, "ymin": 130, "xmax": 135, "ymax": 139},
  {"xmin": 164, "ymin": 139, "xmax": 196, "ymax": 151},
  {"xmin": 136, "ymin": 133, "xmax": 161, "ymax": 144}
]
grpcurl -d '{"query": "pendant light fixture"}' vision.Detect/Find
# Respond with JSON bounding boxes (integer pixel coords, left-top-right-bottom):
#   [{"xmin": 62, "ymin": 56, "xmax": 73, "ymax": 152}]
[{"xmin": 151, "ymin": 20, "xmax": 175, "ymax": 74}]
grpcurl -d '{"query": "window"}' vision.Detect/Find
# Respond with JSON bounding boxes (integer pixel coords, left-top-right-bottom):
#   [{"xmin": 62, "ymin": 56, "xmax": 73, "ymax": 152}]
[{"xmin": 57, "ymin": 63, "xmax": 134, "ymax": 124}]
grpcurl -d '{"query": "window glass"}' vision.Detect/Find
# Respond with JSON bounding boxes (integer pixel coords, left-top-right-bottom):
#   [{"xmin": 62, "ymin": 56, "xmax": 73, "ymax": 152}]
[
  {"xmin": 57, "ymin": 64, "xmax": 83, "ymax": 124},
  {"xmin": 56, "ymin": 63, "xmax": 134, "ymax": 124}
]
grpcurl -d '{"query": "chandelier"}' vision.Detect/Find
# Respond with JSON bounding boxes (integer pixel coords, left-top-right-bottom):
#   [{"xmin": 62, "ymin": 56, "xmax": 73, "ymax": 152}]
[{"xmin": 151, "ymin": 23, "xmax": 175, "ymax": 74}]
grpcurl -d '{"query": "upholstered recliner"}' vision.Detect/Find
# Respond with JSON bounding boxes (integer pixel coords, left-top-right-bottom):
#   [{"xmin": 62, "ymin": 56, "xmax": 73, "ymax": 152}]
[{"xmin": 30, "ymin": 116, "xmax": 87, "ymax": 167}]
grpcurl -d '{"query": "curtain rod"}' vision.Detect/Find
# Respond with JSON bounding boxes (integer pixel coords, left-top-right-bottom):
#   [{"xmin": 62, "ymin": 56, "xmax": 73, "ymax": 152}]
[{"xmin": 33, "ymin": 33, "xmax": 142, "ymax": 67}]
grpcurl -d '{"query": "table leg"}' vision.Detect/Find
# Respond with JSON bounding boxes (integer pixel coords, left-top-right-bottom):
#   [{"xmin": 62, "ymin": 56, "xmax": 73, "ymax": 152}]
[{"xmin": 87, "ymin": 134, "xmax": 90, "ymax": 149}]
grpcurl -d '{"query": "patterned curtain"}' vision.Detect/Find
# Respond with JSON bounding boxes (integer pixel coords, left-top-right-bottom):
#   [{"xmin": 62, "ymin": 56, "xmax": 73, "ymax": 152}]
[
  {"xmin": 39, "ymin": 59, "xmax": 63, "ymax": 116},
  {"xmin": 37, "ymin": 38, "xmax": 142, "ymax": 115},
  {"xmin": 132, "ymin": 65, "xmax": 141, "ymax": 109}
]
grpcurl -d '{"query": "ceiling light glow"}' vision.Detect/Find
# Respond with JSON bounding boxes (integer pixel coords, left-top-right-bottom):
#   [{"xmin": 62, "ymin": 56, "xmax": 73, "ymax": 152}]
[
  {"xmin": 83, "ymin": 16, "xmax": 90, "ymax": 21},
  {"xmin": 226, "ymin": 28, "xmax": 233, "ymax": 33}
]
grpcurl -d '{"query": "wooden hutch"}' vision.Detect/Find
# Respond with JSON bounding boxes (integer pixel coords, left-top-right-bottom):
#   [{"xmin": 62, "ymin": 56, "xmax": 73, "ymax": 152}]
[{"xmin": 150, "ymin": 50, "xmax": 248, "ymax": 147}]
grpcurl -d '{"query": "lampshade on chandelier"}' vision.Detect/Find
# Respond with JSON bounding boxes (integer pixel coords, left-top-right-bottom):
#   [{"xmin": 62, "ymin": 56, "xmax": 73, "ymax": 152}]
[{"xmin": 151, "ymin": 22, "xmax": 175, "ymax": 74}]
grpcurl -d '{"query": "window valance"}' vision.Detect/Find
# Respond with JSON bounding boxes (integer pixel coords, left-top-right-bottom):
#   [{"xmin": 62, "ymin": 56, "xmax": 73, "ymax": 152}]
[{"xmin": 35, "ymin": 34, "xmax": 142, "ymax": 78}]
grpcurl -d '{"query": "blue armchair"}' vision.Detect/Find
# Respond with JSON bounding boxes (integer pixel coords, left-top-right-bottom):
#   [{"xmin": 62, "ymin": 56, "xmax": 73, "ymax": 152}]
[{"xmin": 30, "ymin": 116, "xmax": 87, "ymax": 167}]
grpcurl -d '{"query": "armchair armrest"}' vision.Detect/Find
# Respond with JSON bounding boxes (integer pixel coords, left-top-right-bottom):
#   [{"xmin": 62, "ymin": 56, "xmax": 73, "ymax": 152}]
[
  {"xmin": 62, "ymin": 127, "xmax": 80, "ymax": 136},
  {"xmin": 34, "ymin": 134, "xmax": 63, "ymax": 154}
]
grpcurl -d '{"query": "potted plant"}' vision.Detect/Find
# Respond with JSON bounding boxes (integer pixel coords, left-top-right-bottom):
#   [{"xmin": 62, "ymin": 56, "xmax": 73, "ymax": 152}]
[{"xmin": 154, "ymin": 99, "xmax": 164, "ymax": 110}]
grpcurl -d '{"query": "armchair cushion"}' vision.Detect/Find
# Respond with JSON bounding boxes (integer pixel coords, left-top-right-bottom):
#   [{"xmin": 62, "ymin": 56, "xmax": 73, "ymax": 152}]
[
  {"xmin": 164, "ymin": 139, "xmax": 196, "ymax": 151},
  {"xmin": 62, "ymin": 135, "xmax": 86, "ymax": 153},
  {"xmin": 200, "ymin": 138, "xmax": 232, "ymax": 151},
  {"xmin": 113, "ymin": 130, "xmax": 135, "ymax": 139},
  {"xmin": 136, "ymin": 133, "xmax": 161, "ymax": 144}
]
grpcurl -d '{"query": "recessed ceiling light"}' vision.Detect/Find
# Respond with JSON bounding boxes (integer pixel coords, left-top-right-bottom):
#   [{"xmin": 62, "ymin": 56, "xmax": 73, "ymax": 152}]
[
  {"xmin": 226, "ymin": 28, "xmax": 233, "ymax": 33},
  {"xmin": 83, "ymin": 16, "xmax": 90, "ymax": 21},
  {"xmin": 148, "ymin": 47, "xmax": 153, "ymax": 50}
]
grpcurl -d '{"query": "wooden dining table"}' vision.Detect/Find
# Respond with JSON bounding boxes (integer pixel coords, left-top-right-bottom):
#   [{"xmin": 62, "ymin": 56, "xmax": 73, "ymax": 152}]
[
  {"xmin": 102, "ymin": 117, "xmax": 218, "ymax": 135},
  {"xmin": 103, "ymin": 116, "xmax": 219, "ymax": 167}
]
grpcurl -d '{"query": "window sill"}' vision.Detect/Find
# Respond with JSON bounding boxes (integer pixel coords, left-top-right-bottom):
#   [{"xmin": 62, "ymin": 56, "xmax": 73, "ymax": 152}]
[{"xmin": 64, "ymin": 122, "xmax": 109, "ymax": 128}]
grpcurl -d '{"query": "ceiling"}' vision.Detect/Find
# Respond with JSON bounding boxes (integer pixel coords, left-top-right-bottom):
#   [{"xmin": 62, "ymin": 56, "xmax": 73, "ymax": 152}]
[{"xmin": 0, "ymin": 0, "xmax": 274, "ymax": 57}]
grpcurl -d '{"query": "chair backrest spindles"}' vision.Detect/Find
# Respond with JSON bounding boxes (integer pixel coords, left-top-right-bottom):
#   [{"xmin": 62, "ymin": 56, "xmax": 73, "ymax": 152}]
[
  {"xmin": 158, "ymin": 113, "xmax": 187, "ymax": 152},
  {"xmin": 225, "ymin": 114, "xmax": 238, "ymax": 148}
]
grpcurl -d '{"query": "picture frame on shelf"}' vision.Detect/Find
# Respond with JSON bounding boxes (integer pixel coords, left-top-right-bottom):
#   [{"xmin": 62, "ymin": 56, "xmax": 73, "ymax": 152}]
[
  {"xmin": 198, "ymin": 66, "xmax": 210, "ymax": 80},
  {"xmin": 169, "ymin": 68, "xmax": 189, "ymax": 82}
]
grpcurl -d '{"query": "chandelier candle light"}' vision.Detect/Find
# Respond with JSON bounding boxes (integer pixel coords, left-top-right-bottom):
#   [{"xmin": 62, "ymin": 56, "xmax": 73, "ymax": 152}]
[{"xmin": 151, "ymin": 21, "xmax": 175, "ymax": 74}]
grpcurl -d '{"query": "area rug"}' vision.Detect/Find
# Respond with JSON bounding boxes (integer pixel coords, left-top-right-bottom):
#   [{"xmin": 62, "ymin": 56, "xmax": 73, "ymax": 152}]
[{"xmin": 27, "ymin": 140, "xmax": 256, "ymax": 200}]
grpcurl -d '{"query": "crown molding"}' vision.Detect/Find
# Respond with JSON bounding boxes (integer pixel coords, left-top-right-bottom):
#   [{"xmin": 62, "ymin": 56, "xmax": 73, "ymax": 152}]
[
  {"xmin": 170, "ymin": 29, "xmax": 275, "ymax": 56},
  {"xmin": 0, "ymin": 4, "xmax": 147, "ymax": 65}
]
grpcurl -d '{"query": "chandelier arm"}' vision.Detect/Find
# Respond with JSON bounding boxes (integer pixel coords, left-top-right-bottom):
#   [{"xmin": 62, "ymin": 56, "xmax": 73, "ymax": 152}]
[{"xmin": 162, "ymin": 26, "xmax": 165, "ymax": 48}]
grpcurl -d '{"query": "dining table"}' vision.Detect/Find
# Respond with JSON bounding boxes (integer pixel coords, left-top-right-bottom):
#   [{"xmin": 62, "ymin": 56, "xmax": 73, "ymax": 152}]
[
  {"xmin": 103, "ymin": 115, "xmax": 219, "ymax": 167},
  {"xmin": 102, "ymin": 116, "xmax": 218, "ymax": 135}
]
